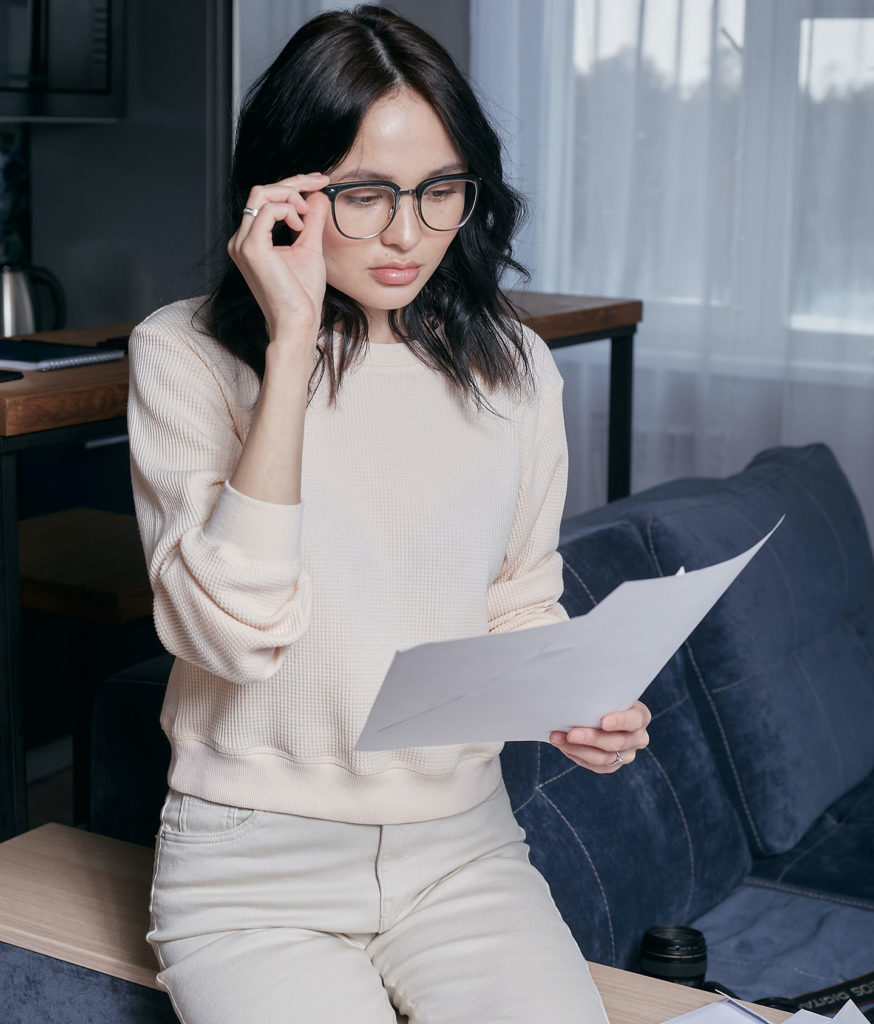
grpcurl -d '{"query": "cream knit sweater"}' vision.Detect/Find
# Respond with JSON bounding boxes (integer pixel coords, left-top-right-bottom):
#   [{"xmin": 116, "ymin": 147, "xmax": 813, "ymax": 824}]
[{"xmin": 128, "ymin": 297, "xmax": 569, "ymax": 824}]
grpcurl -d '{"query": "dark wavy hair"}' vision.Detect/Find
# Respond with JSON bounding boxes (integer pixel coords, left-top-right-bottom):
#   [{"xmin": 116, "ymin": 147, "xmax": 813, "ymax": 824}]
[{"xmin": 201, "ymin": 4, "xmax": 531, "ymax": 405}]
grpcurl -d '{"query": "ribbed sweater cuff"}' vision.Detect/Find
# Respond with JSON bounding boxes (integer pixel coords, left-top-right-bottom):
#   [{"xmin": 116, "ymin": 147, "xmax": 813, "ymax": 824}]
[{"xmin": 203, "ymin": 481, "xmax": 303, "ymax": 563}]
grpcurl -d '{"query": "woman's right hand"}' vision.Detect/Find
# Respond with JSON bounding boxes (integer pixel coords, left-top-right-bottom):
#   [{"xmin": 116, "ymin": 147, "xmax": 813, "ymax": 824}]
[{"xmin": 226, "ymin": 172, "xmax": 332, "ymax": 349}]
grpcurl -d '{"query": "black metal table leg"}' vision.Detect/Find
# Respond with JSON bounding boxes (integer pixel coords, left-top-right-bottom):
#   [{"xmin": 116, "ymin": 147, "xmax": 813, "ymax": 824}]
[
  {"xmin": 547, "ymin": 324, "xmax": 636, "ymax": 503},
  {"xmin": 0, "ymin": 448, "xmax": 27, "ymax": 840},
  {"xmin": 607, "ymin": 334, "xmax": 634, "ymax": 501}
]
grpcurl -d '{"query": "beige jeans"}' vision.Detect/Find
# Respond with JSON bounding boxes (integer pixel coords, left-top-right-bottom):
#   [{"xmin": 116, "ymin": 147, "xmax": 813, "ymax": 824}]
[{"xmin": 147, "ymin": 780, "xmax": 608, "ymax": 1024}]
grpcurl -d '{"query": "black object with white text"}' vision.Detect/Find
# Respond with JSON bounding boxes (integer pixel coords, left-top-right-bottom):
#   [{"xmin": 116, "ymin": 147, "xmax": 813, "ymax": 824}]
[{"xmin": 0, "ymin": 339, "xmax": 126, "ymax": 372}]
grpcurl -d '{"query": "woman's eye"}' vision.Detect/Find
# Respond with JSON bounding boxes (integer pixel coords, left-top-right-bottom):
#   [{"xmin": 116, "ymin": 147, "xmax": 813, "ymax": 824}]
[
  {"xmin": 340, "ymin": 192, "xmax": 384, "ymax": 207},
  {"xmin": 425, "ymin": 188, "xmax": 457, "ymax": 203}
]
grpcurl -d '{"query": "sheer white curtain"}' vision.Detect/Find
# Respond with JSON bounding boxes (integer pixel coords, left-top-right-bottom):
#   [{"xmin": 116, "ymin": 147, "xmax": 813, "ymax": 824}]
[{"xmin": 472, "ymin": 0, "xmax": 874, "ymax": 529}]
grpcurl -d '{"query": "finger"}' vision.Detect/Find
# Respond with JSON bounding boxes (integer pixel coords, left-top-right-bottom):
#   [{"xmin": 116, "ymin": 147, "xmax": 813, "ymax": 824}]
[
  {"xmin": 294, "ymin": 191, "xmax": 330, "ymax": 253},
  {"xmin": 233, "ymin": 177, "xmax": 327, "ymax": 240},
  {"xmin": 564, "ymin": 725, "xmax": 649, "ymax": 752},
  {"xmin": 276, "ymin": 171, "xmax": 330, "ymax": 188},
  {"xmin": 550, "ymin": 732, "xmax": 629, "ymax": 763},
  {"xmin": 600, "ymin": 700, "xmax": 651, "ymax": 733},
  {"xmin": 247, "ymin": 173, "xmax": 329, "ymax": 211},
  {"xmin": 560, "ymin": 726, "xmax": 648, "ymax": 756},
  {"xmin": 233, "ymin": 201, "xmax": 308, "ymax": 250},
  {"xmin": 549, "ymin": 734, "xmax": 633, "ymax": 772}
]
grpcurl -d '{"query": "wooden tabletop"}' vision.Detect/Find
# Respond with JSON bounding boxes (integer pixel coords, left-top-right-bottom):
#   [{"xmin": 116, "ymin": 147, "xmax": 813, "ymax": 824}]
[
  {"xmin": 508, "ymin": 290, "xmax": 643, "ymax": 342},
  {"xmin": 0, "ymin": 823, "xmax": 790, "ymax": 1024},
  {"xmin": 0, "ymin": 294, "xmax": 642, "ymax": 438},
  {"xmin": 0, "ymin": 322, "xmax": 132, "ymax": 437}
]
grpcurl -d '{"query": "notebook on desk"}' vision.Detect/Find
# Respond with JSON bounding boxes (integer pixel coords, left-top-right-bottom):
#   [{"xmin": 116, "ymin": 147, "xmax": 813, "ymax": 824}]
[{"xmin": 0, "ymin": 338, "xmax": 127, "ymax": 372}]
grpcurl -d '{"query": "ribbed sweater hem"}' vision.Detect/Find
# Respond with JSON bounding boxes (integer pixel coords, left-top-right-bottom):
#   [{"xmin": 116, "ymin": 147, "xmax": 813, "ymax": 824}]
[{"xmin": 166, "ymin": 738, "xmax": 505, "ymax": 825}]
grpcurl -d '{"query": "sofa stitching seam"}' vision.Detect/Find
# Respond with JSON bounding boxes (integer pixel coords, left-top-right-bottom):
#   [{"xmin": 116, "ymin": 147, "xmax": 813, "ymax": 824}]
[
  {"xmin": 650, "ymin": 694, "xmax": 689, "ymax": 722},
  {"xmin": 742, "ymin": 876, "xmax": 874, "ymax": 911},
  {"xmin": 685, "ymin": 641, "xmax": 766, "ymax": 853},
  {"xmin": 843, "ymin": 612, "xmax": 874, "ymax": 676},
  {"xmin": 644, "ymin": 518, "xmax": 663, "ymax": 574},
  {"xmin": 794, "ymin": 652, "xmax": 843, "ymax": 770},
  {"xmin": 539, "ymin": 764, "xmax": 577, "ymax": 787},
  {"xmin": 791, "ymin": 474, "xmax": 850, "ymax": 600},
  {"xmin": 539, "ymin": 788, "xmax": 616, "ymax": 964},
  {"xmin": 701, "ymin": 953, "xmax": 830, "ymax": 983},
  {"xmin": 725, "ymin": 503, "xmax": 800, "ymax": 648},
  {"xmin": 511, "ymin": 745, "xmax": 543, "ymax": 815},
  {"xmin": 710, "ymin": 622, "xmax": 843, "ymax": 694},
  {"xmin": 644, "ymin": 747, "xmax": 696, "ymax": 919},
  {"xmin": 630, "ymin": 446, "xmax": 820, "ymax": 526},
  {"xmin": 563, "ymin": 561, "xmax": 597, "ymax": 608},
  {"xmin": 772, "ymin": 823, "xmax": 839, "ymax": 883}
]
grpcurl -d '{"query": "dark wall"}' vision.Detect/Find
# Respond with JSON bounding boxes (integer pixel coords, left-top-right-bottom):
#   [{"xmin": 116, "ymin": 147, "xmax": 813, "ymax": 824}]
[
  {"xmin": 28, "ymin": 0, "xmax": 229, "ymax": 329},
  {"xmin": 25, "ymin": 1, "xmax": 466, "ymax": 331}
]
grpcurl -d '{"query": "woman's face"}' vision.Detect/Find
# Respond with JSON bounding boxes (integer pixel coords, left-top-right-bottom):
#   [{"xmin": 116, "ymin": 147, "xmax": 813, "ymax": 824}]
[{"xmin": 321, "ymin": 89, "xmax": 467, "ymax": 340}]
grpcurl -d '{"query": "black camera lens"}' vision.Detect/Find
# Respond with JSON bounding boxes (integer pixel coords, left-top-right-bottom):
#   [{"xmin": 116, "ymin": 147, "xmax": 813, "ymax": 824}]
[{"xmin": 639, "ymin": 926, "xmax": 707, "ymax": 987}]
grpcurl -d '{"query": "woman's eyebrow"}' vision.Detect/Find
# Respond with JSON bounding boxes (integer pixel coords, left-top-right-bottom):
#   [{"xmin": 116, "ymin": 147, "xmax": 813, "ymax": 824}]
[{"xmin": 334, "ymin": 163, "xmax": 467, "ymax": 183}]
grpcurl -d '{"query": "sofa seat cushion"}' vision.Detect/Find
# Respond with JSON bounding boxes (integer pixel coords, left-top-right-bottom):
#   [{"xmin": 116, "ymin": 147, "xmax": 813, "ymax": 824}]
[
  {"xmin": 570, "ymin": 444, "xmax": 874, "ymax": 857},
  {"xmin": 0, "ymin": 943, "xmax": 176, "ymax": 1024},
  {"xmin": 748, "ymin": 768, "xmax": 874, "ymax": 902},
  {"xmin": 501, "ymin": 522, "xmax": 751, "ymax": 970},
  {"xmin": 690, "ymin": 882, "xmax": 874, "ymax": 1003}
]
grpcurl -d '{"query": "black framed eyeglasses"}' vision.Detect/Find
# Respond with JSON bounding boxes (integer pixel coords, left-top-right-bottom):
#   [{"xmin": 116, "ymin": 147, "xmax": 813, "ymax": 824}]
[{"xmin": 322, "ymin": 173, "xmax": 481, "ymax": 239}]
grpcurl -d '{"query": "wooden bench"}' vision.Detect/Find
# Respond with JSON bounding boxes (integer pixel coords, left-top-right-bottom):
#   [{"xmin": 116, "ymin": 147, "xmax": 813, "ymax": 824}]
[
  {"xmin": 0, "ymin": 823, "xmax": 790, "ymax": 1024},
  {"xmin": 0, "ymin": 822, "xmax": 176, "ymax": 1022},
  {"xmin": 0, "ymin": 823, "xmax": 157, "ymax": 986}
]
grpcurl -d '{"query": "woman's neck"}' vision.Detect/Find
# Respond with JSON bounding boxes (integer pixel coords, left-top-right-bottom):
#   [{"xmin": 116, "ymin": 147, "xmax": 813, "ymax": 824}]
[{"xmin": 365, "ymin": 308, "xmax": 401, "ymax": 345}]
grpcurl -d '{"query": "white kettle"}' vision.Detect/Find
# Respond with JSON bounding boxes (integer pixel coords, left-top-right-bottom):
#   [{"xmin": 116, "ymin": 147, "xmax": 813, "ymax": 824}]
[{"xmin": 1, "ymin": 264, "xmax": 66, "ymax": 336}]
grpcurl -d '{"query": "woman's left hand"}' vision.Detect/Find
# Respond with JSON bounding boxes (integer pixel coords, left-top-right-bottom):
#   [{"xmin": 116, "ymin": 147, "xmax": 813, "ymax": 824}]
[{"xmin": 549, "ymin": 700, "xmax": 652, "ymax": 773}]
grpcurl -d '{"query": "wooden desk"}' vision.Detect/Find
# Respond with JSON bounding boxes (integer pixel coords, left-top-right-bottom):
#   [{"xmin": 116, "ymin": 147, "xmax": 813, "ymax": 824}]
[
  {"xmin": 0, "ymin": 294, "xmax": 641, "ymax": 840},
  {"xmin": 0, "ymin": 324, "xmax": 131, "ymax": 841},
  {"xmin": 0, "ymin": 823, "xmax": 790, "ymax": 1024}
]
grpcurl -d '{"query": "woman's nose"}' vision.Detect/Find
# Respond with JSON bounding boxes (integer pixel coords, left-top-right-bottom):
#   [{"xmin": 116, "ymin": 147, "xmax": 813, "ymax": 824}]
[{"xmin": 380, "ymin": 193, "xmax": 423, "ymax": 247}]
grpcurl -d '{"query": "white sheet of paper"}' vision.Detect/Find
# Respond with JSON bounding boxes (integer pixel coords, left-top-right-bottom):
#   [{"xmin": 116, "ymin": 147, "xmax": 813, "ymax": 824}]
[
  {"xmin": 659, "ymin": 1001, "xmax": 757, "ymax": 1024},
  {"xmin": 831, "ymin": 1002, "xmax": 869, "ymax": 1024},
  {"xmin": 659, "ymin": 996, "xmax": 867, "ymax": 1024},
  {"xmin": 354, "ymin": 517, "xmax": 783, "ymax": 751}
]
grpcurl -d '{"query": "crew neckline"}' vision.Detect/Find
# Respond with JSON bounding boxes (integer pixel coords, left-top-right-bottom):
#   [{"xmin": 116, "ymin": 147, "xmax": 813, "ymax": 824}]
[{"xmin": 362, "ymin": 339, "xmax": 426, "ymax": 368}]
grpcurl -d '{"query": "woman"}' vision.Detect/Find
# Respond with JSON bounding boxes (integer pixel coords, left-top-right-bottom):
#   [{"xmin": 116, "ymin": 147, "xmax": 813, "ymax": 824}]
[{"xmin": 129, "ymin": 6, "xmax": 650, "ymax": 1023}]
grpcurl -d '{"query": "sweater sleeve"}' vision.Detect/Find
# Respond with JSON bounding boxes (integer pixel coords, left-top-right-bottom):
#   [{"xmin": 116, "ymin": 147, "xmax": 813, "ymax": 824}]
[
  {"xmin": 487, "ymin": 332, "xmax": 570, "ymax": 634},
  {"xmin": 127, "ymin": 313, "xmax": 312, "ymax": 684}
]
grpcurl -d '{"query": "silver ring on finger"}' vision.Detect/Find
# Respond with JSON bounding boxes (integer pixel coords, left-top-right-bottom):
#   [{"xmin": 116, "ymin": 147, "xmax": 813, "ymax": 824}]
[
  {"xmin": 242, "ymin": 207, "xmax": 259, "ymax": 218},
  {"xmin": 608, "ymin": 751, "xmax": 624, "ymax": 767}
]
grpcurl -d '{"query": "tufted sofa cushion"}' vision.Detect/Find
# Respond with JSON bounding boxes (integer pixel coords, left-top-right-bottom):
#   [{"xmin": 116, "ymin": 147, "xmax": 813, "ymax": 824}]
[
  {"xmin": 747, "ymin": 770, "xmax": 874, "ymax": 901},
  {"xmin": 500, "ymin": 520, "xmax": 752, "ymax": 969},
  {"xmin": 588, "ymin": 444, "xmax": 874, "ymax": 857}
]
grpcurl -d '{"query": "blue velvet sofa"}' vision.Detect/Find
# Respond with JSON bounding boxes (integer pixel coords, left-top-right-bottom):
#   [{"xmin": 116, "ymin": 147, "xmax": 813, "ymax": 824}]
[{"xmin": 29, "ymin": 442, "xmax": 873, "ymax": 1020}]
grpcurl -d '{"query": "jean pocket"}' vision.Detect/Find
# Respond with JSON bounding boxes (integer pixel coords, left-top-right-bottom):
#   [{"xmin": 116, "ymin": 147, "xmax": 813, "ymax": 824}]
[{"xmin": 159, "ymin": 789, "xmax": 262, "ymax": 845}]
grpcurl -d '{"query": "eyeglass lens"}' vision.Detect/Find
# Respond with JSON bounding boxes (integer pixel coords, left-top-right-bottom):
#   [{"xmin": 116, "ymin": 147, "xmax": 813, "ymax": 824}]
[{"xmin": 333, "ymin": 179, "xmax": 477, "ymax": 238}]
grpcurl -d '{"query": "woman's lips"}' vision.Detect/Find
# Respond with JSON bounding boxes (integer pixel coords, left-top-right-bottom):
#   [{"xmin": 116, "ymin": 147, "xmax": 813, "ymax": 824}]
[{"xmin": 368, "ymin": 264, "xmax": 422, "ymax": 285}]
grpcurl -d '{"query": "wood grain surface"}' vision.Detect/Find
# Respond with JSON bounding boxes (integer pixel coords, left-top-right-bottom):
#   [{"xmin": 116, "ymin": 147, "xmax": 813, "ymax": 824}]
[
  {"xmin": 0, "ymin": 824, "xmax": 791, "ymax": 1024},
  {"xmin": 0, "ymin": 323, "xmax": 133, "ymax": 436},
  {"xmin": 18, "ymin": 508, "xmax": 152, "ymax": 623},
  {"xmin": 0, "ymin": 822, "xmax": 157, "ymax": 988},
  {"xmin": 509, "ymin": 290, "xmax": 643, "ymax": 341},
  {"xmin": 0, "ymin": 295, "xmax": 642, "ymax": 436}
]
